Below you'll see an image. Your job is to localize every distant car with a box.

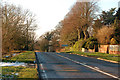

[12,53,16,56]
[5,56,10,58]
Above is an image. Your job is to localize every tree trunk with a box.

[77,28,81,41]
[83,30,87,40]
[83,30,89,40]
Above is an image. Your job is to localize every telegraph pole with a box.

[26,20,29,50]
[118,1,120,8]
[0,3,2,79]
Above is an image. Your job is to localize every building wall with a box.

[109,51,120,54]
[98,45,120,54]
[109,45,120,54]
[88,49,95,52]
[99,45,109,53]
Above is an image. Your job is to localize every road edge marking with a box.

[70,53,119,64]
[56,54,119,79]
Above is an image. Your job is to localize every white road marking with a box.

[94,67,100,70]
[40,64,48,79]
[56,54,119,79]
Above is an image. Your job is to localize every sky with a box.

[2,0,120,38]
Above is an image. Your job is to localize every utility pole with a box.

[0,4,2,79]
[118,1,120,8]
[49,41,52,52]
[26,20,29,50]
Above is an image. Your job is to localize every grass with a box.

[64,51,120,62]
[1,51,38,79]
[2,51,36,63]
[2,66,38,79]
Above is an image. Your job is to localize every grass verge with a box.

[2,51,36,63]
[64,51,120,62]
[2,66,38,79]
[2,51,38,79]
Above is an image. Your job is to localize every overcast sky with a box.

[2,0,120,38]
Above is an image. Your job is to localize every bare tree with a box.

[60,0,99,46]
[2,3,37,54]
[96,26,115,44]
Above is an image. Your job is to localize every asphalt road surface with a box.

[35,52,119,80]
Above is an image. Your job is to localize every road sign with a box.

[61,45,68,47]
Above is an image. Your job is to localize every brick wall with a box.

[98,45,109,53]
[99,45,120,54]
[109,45,120,54]
[109,51,120,54]
[88,49,95,52]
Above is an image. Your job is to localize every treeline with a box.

[36,1,120,52]
[1,3,37,54]
[35,25,61,52]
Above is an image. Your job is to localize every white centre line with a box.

[56,54,119,79]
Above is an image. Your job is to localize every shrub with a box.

[72,39,85,51]
[83,37,98,49]
[110,38,118,45]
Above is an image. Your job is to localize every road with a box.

[35,52,119,80]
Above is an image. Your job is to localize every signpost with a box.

[61,45,68,51]
[61,45,68,47]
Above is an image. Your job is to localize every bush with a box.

[83,37,98,49]
[72,39,85,51]
[110,38,118,44]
